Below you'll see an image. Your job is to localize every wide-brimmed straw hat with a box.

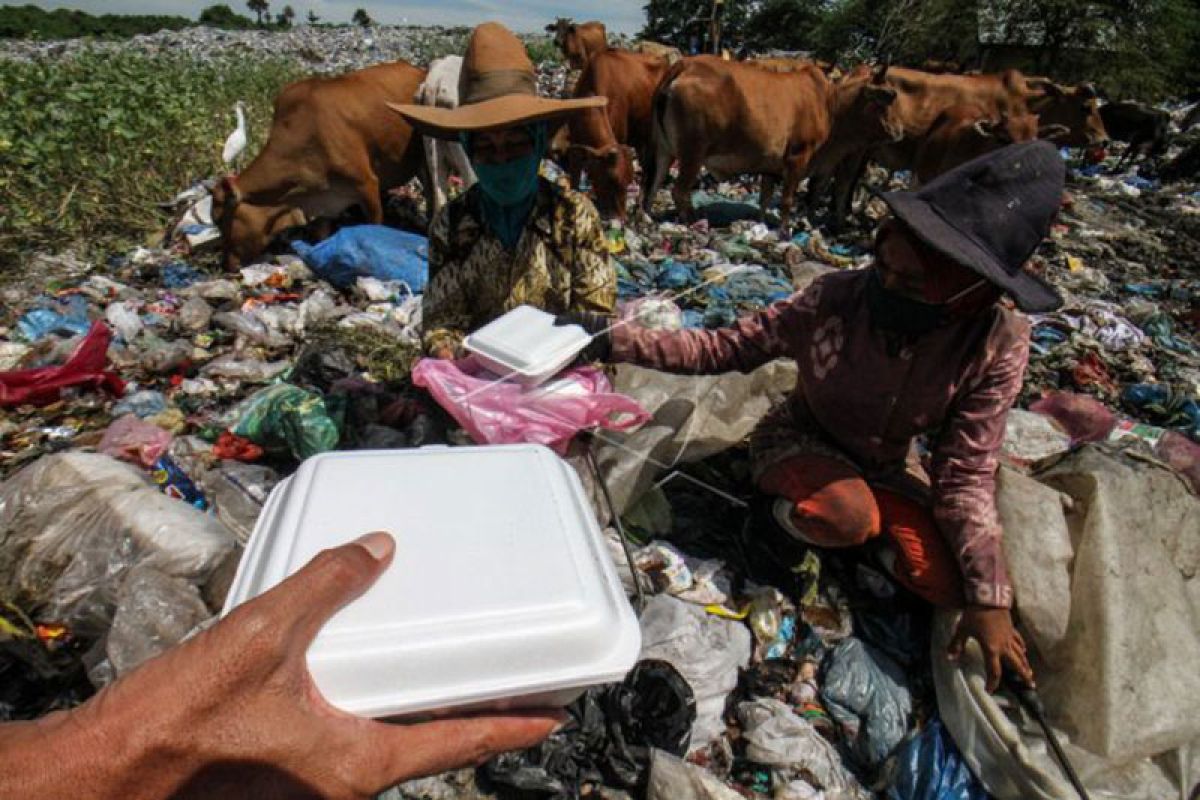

[389,22,605,140]
[878,140,1066,313]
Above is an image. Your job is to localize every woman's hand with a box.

[947,605,1035,693]
[1,532,562,800]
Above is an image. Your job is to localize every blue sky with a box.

[22,1,648,33]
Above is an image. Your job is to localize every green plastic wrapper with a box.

[227,383,339,460]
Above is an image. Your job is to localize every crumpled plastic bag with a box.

[293,225,429,292]
[412,357,650,456]
[886,717,988,800]
[0,452,234,641]
[647,748,744,800]
[226,383,340,461]
[639,594,751,753]
[1028,391,1117,444]
[737,697,870,799]
[0,322,125,408]
[820,637,913,771]
[98,414,173,467]
[104,564,211,678]
[1000,409,1071,469]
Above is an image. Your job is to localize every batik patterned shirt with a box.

[422,178,617,354]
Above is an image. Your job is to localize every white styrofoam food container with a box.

[222,445,640,719]
[463,305,592,386]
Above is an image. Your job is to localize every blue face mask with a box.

[462,125,547,249]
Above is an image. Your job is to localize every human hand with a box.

[555,311,615,362]
[11,532,562,800]
[947,605,1034,693]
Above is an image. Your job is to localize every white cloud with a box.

[22,0,646,33]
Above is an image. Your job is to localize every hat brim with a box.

[876,188,1063,313]
[388,94,607,140]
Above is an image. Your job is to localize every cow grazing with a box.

[646,56,898,231]
[1099,100,1171,169]
[565,49,671,220]
[1023,78,1107,148]
[914,105,1069,184]
[545,18,608,70]
[211,61,427,270]
[416,55,477,215]
[814,67,1106,227]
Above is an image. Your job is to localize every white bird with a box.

[222,101,248,166]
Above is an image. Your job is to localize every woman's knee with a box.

[759,456,881,547]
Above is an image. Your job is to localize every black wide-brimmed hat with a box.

[879,140,1066,313]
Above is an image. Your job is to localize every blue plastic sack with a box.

[887,718,988,800]
[655,260,700,292]
[293,225,429,292]
[821,637,912,771]
[17,295,92,342]
[162,262,204,289]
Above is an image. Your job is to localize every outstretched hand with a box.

[1,532,562,800]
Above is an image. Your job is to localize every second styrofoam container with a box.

[221,444,640,719]
[463,305,592,386]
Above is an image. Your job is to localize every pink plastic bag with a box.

[1029,390,1117,444]
[411,357,651,454]
[98,414,173,467]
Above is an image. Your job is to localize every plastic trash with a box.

[103,564,211,678]
[647,749,744,800]
[411,358,650,455]
[112,390,168,419]
[820,637,913,771]
[886,717,988,800]
[104,301,143,342]
[1154,430,1200,495]
[137,336,193,375]
[161,261,204,288]
[177,295,213,332]
[639,594,752,753]
[200,354,290,383]
[149,455,209,511]
[199,462,277,544]
[0,322,124,408]
[1000,409,1071,469]
[1028,391,1117,444]
[620,296,684,330]
[737,697,869,799]
[226,383,340,461]
[16,295,91,342]
[0,452,234,641]
[292,225,429,291]
[97,415,173,468]
[486,659,695,793]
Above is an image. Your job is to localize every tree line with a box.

[642,0,1200,99]
[0,3,379,39]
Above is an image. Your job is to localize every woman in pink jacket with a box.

[564,141,1066,693]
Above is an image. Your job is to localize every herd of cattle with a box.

[212,17,1187,270]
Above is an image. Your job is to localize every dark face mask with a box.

[865,267,949,336]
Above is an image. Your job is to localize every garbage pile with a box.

[1,101,1199,798]
[0,24,552,75]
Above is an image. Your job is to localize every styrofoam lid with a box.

[222,445,640,718]
[463,305,591,377]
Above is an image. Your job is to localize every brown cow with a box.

[564,49,671,220]
[646,56,898,231]
[211,61,427,270]
[749,56,837,76]
[914,105,1070,184]
[815,67,1106,227]
[632,40,682,64]
[545,18,608,70]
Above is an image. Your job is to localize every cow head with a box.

[545,17,587,69]
[972,111,1039,145]
[210,176,304,270]
[567,143,635,220]
[1026,78,1108,147]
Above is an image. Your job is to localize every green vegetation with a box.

[0,52,305,267]
[197,4,255,30]
[641,0,1200,99]
[0,4,191,39]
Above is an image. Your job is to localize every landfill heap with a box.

[2,85,1200,799]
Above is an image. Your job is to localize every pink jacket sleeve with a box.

[610,294,808,375]
[929,326,1030,608]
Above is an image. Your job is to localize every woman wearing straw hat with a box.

[564,142,1068,694]
[390,23,618,360]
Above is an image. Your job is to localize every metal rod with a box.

[584,438,646,614]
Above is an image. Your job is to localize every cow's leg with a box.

[779,157,809,237]
[830,154,866,232]
[759,175,777,221]
[671,157,702,223]
[424,137,448,215]
[806,170,830,218]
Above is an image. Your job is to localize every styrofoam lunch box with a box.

[463,305,592,386]
[221,444,640,719]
